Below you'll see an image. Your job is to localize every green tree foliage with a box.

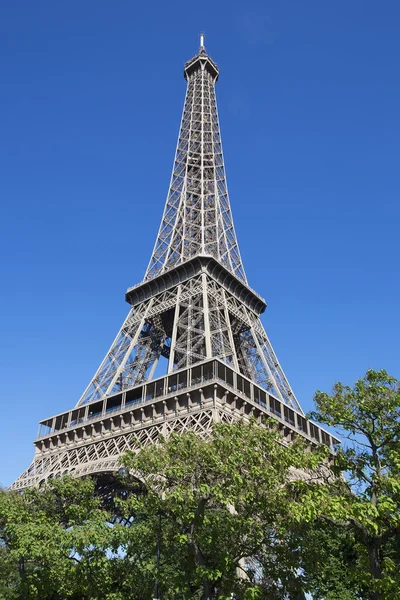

[0,422,328,600]
[0,477,125,599]
[286,519,366,599]
[301,369,400,600]
[1,369,399,600]
[119,420,327,599]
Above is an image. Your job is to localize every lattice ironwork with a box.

[12,409,217,490]
[12,37,308,490]
[145,44,246,283]
[76,273,302,412]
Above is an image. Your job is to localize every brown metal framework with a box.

[11,38,338,491]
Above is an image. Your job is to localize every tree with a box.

[120,420,327,600]
[286,518,366,599]
[302,369,400,600]
[2,422,328,599]
[0,477,125,599]
[6,376,398,600]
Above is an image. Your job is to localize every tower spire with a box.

[145,37,242,283]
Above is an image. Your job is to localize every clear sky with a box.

[1,1,399,487]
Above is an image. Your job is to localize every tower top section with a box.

[184,34,219,81]
[145,34,246,284]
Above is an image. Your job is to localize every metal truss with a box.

[145,44,246,283]
[12,410,218,490]
[12,38,306,490]
[77,273,302,413]
[11,359,339,489]
[76,40,302,413]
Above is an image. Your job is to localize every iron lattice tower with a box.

[12,37,337,490]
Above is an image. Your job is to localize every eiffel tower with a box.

[11,36,338,491]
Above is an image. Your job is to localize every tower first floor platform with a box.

[11,358,339,490]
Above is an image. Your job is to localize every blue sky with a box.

[1,1,399,487]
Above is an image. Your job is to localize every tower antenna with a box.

[199,32,205,50]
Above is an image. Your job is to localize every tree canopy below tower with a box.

[0,369,399,600]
